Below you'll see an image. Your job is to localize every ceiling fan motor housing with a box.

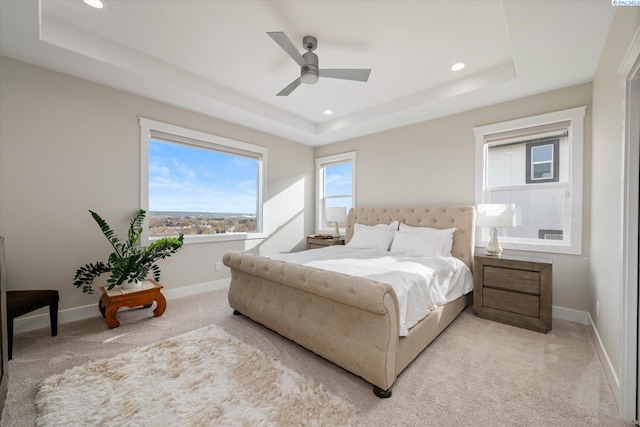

[301,51,319,84]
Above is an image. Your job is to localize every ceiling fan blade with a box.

[276,77,303,96]
[267,32,307,68]
[319,69,371,82]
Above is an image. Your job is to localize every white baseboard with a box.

[552,305,590,324]
[554,306,620,405]
[162,278,229,300]
[13,278,230,335]
[587,313,621,407]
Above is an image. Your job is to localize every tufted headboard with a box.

[345,206,476,271]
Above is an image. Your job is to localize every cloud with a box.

[149,163,171,175]
[325,173,351,185]
[172,158,197,180]
[235,180,257,196]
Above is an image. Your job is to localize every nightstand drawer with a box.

[483,266,539,294]
[308,242,329,249]
[483,288,540,317]
[306,237,345,250]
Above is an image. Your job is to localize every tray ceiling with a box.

[0,1,615,146]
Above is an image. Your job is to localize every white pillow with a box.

[399,223,453,234]
[346,221,398,251]
[390,226,456,257]
[354,221,399,232]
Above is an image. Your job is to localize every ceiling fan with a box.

[267,32,372,96]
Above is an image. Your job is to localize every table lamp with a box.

[326,207,347,239]
[476,204,516,256]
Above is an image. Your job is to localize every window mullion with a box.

[487,182,569,192]
[325,194,352,199]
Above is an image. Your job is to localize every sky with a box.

[148,139,258,214]
[324,163,353,210]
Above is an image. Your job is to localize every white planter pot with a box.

[121,280,143,291]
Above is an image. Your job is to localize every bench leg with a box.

[49,301,58,336]
[7,317,13,361]
[104,304,121,329]
[99,294,107,318]
[153,292,167,317]
[373,385,392,398]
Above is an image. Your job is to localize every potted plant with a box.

[73,209,184,294]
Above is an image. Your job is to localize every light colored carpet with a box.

[2,287,631,426]
[35,324,356,426]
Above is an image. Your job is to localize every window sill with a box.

[475,241,581,256]
[147,232,267,246]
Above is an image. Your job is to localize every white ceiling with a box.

[0,1,615,146]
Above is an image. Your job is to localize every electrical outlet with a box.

[596,301,600,317]
[215,261,221,271]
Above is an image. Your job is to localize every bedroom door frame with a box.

[622,49,640,423]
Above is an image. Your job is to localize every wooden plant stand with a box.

[98,280,166,329]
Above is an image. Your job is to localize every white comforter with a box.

[268,246,473,336]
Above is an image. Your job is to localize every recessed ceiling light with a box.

[324,109,333,115]
[451,62,465,71]
[83,0,104,9]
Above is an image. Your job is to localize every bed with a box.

[223,206,475,397]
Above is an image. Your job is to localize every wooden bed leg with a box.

[233,310,242,316]
[373,386,392,398]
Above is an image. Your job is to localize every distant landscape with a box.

[149,211,257,237]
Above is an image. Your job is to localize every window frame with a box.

[474,106,586,255]
[315,151,356,234]
[139,117,268,245]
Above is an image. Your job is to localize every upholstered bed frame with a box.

[223,206,475,397]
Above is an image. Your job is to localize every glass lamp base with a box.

[486,227,503,256]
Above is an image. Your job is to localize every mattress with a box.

[268,246,474,336]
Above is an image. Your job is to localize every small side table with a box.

[474,252,552,333]
[98,280,166,329]
[306,236,345,250]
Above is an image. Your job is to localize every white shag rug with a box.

[35,324,357,426]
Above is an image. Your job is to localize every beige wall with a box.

[0,56,314,312]
[590,9,640,380]
[315,83,593,313]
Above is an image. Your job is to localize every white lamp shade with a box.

[326,207,347,223]
[476,204,517,228]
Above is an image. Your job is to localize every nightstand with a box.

[473,252,552,333]
[306,236,345,250]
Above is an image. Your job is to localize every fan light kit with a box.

[267,32,372,96]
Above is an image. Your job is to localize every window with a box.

[526,140,559,183]
[139,118,267,244]
[475,106,586,254]
[315,152,356,233]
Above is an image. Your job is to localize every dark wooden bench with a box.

[7,290,59,360]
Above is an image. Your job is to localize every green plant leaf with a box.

[151,264,161,282]
[127,209,146,246]
[89,210,122,257]
[73,261,112,294]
